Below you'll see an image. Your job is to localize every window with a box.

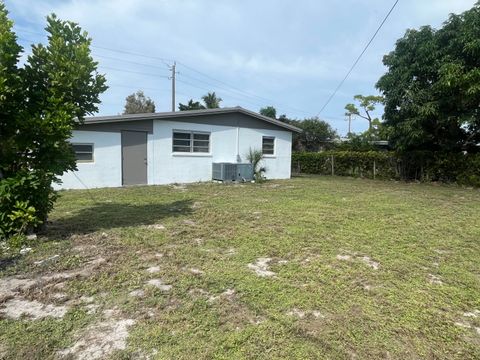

[262,136,275,155]
[173,131,210,153]
[72,143,93,162]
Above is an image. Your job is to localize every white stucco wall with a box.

[57,120,293,189]
[55,130,122,190]
[151,120,292,184]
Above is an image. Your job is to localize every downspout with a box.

[236,126,240,162]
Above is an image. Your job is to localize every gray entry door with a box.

[122,131,147,185]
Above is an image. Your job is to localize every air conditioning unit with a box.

[212,163,254,182]
[236,163,254,181]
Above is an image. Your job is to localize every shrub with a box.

[292,151,398,180]
[292,151,480,187]
[247,148,266,182]
[0,170,56,239]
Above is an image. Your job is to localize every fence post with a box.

[373,159,376,180]
[331,155,335,176]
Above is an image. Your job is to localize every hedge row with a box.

[292,151,480,186]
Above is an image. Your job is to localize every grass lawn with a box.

[0,176,479,359]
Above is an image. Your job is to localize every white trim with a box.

[172,153,212,157]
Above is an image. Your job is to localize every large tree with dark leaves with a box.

[376,3,480,153]
[0,2,107,238]
[279,115,337,151]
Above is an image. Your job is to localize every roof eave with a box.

[81,107,302,133]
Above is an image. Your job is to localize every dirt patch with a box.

[206,288,262,330]
[463,310,480,318]
[129,289,145,298]
[72,244,98,253]
[336,253,380,270]
[336,254,352,261]
[287,308,306,319]
[454,310,480,336]
[0,298,68,319]
[58,309,135,360]
[0,278,37,301]
[0,256,107,310]
[0,258,106,302]
[428,274,443,285]
[225,248,236,256]
[287,308,324,319]
[146,266,160,274]
[34,254,60,266]
[208,288,236,303]
[144,224,165,230]
[360,256,379,270]
[192,238,204,245]
[171,184,187,191]
[188,288,209,297]
[146,279,172,291]
[191,202,202,209]
[247,257,275,277]
[187,268,203,275]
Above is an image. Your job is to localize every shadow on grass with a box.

[47,199,194,236]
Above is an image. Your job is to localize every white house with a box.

[57,107,301,189]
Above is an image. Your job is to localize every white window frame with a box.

[172,130,211,154]
[262,136,275,156]
[72,143,94,163]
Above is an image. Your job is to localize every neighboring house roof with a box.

[82,106,302,133]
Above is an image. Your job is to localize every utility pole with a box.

[170,61,176,112]
[346,113,353,136]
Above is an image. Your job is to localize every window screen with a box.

[173,131,210,153]
[72,143,93,162]
[262,137,275,155]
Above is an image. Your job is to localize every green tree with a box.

[344,95,383,131]
[376,3,480,153]
[0,4,107,238]
[201,92,222,109]
[178,99,206,111]
[259,106,277,119]
[279,115,337,151]
[123,90,155,114]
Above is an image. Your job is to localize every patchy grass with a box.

[1,176,479,359]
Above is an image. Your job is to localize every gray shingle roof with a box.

[83,106,302,133]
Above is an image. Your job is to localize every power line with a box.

[93,53,170,71]
[177,61,310,115]
[177,73,265,106]
[14,28,311,117]
[99,66,169,78]
[316,0,400,116]
[15,33,284,112]
[14,27,175,65]
[176,78,272,109]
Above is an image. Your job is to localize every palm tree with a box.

[201,92,222,109]
[246,148,266,182]
[178,99,206,111]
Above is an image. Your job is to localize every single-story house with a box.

[57,107,301,189]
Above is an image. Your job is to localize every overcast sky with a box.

[5,0,477,134]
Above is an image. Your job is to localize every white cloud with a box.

[5,0,479,133]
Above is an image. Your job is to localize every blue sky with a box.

[4,0,477,135]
